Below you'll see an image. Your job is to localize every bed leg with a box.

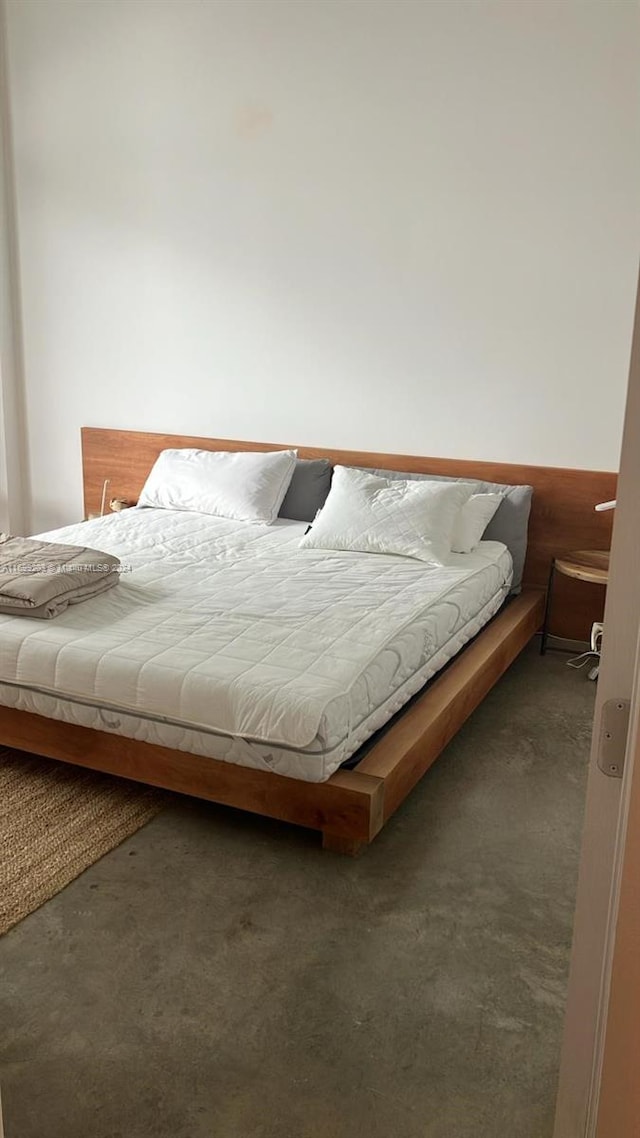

[321,832,365,856]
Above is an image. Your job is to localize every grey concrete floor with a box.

[0,643,595,1138]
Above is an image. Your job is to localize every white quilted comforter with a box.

[0,508,513,782]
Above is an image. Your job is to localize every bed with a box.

[0,429,616,853]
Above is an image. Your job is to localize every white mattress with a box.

[0,508,513,783]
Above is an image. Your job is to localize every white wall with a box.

[4,0,639,531]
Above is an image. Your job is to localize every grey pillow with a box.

[279,458,333,523]
[358,467,532,591]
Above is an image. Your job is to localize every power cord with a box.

[567,622,603,681]
[566,652,600,681]
[567,650,599,671]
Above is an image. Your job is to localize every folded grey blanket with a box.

[0,536,121,619]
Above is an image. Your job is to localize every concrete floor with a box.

[0,643,595,1138]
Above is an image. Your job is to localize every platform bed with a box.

[0,429,615,853]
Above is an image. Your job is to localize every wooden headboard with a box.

[81,427,616,642]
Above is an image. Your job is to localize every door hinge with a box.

[597,699,631,778]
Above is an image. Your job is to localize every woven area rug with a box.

[0,748,165,935]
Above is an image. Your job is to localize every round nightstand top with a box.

[554,549,610,585]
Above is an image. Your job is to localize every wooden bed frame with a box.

[0,429,616,854]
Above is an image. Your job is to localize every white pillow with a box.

[299,466,472,564]
[451,493,503,554]
[138,448,297,524]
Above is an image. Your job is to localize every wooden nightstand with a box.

[540,550,610,655]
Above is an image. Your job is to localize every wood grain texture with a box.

[554,550,610,585]
[358,589,545,819]
[0,707,385,843]
[82,427,616,640]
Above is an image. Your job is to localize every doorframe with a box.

[587,628,640,1134]
[554,268,640,1137]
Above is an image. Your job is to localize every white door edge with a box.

[585,624,640,1136]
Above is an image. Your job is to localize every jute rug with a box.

[0,748,165,935]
